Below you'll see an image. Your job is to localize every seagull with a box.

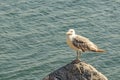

[66,29,105,60]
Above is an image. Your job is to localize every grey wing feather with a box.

[72,35,90,52]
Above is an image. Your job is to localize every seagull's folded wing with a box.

[72,35,90,52]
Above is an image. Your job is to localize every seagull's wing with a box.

[72,35,97,52]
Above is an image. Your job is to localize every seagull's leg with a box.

[78,50,82,60]
[76,50,79,60]
[76,51,79,60]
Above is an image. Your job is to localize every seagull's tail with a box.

[96,49,105,53]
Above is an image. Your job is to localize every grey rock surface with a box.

[43,59,108,80]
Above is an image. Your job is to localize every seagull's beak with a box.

[66,31,72,35]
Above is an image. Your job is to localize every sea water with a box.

[0,0,120,80]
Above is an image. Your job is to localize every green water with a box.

[0,0,120,80]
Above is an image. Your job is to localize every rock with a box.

[43,59,108,80]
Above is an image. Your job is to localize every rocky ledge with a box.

[43,59,108,80]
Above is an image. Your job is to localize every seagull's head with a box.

[66,29,75,36]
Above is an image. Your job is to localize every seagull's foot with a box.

[72,59,81,64]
